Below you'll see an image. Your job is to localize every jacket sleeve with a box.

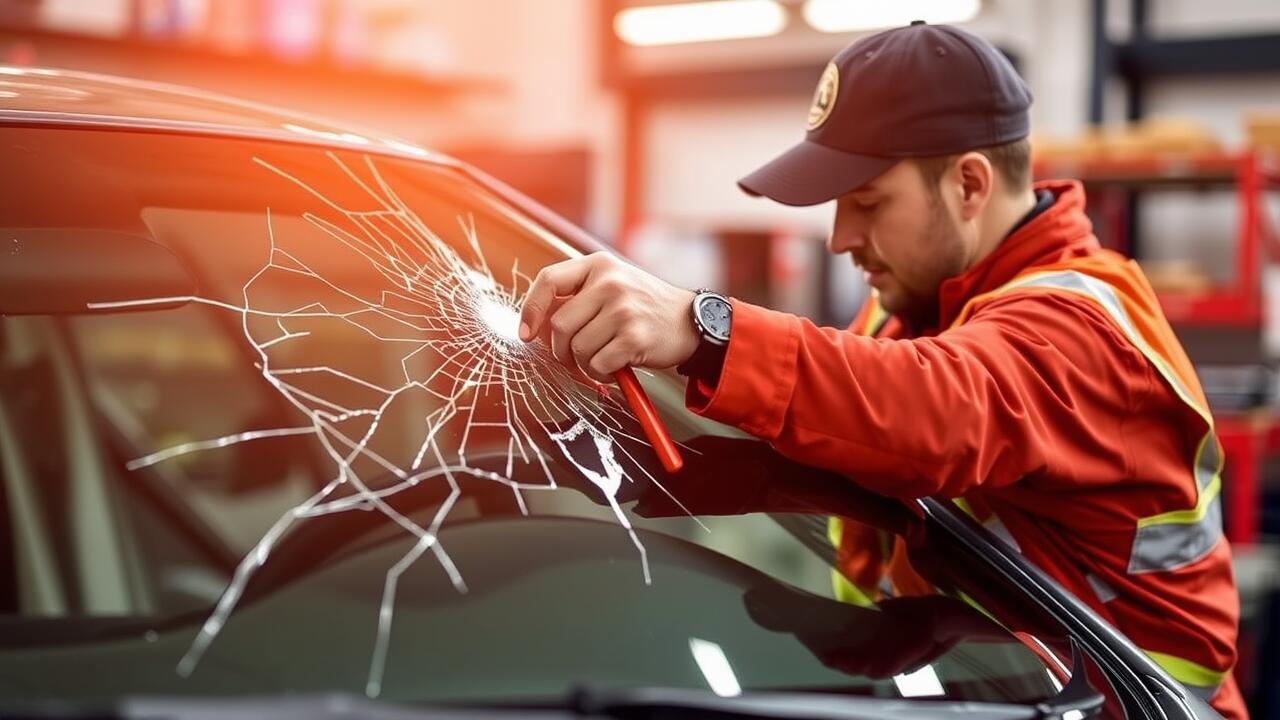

[685,293,1155,499]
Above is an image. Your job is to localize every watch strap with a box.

[676,339,728,382]
[678,289,730,382]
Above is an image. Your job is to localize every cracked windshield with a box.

[0,128,1063,706]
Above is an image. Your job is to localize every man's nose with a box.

[827,228,868,255]
[829,204,869,254]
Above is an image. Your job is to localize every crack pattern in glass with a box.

[88,152,697,697]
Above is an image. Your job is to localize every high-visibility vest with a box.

[829,252,1229,699]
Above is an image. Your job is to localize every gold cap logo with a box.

[807,62,839,130]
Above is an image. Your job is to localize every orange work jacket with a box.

[687,180,1243,719]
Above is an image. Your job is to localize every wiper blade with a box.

[2,650,1103,720]
[571,688,1041,720]
[569,641,1103,720]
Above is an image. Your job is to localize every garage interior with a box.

[1,0,1279,717]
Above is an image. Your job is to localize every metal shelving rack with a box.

[1087,0,1280,273]
[1089,0,1280,128]
[1035,150,1280,329]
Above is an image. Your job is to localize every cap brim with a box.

[738,140,897,207]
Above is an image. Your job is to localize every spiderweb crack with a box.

[91,152,701,697]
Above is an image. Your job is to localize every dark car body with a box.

[0,66,1218,720]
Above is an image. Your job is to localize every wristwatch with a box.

[677,289,732,379]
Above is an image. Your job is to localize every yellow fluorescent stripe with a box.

[1137,476,1221,528]
[827,516,878,607]
[1134,429,1222,527]
[952,496,976,518]
[1145,350,1212,426]
[954,590,1001,624]
[959,270,1229,569]
[831,570,876,607]
[964,271,1225,521]
[1144,650,1228,688]
[863,301,888,336]
[1193,431,1226,493]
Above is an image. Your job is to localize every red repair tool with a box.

[614,367,683,473]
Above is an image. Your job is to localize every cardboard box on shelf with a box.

[1246,113,1280,150]
[1033,118,1220,163]
[1139,259,1215,295]
[1112,118,1220,156]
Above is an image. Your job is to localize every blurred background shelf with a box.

[1036,149,1280,188]
[1037,148,1280,330]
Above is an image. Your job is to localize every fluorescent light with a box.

[689,638,742,697]
[803,0,980,33]
[892,664,945,698]
[615,1,787,46]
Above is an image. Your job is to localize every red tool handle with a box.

[614,367,683,473]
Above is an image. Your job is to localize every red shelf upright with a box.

[1035,149,1280,328]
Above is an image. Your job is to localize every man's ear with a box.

[955,152,994,222]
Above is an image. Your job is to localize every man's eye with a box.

[845,197,878,212]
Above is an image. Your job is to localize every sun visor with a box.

[0,229,196,315]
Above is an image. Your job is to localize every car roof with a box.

[0,65,603,256]
[0,65,455,164]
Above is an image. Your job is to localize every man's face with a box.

[827,160,972,325]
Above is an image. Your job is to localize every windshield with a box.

[0,127,1068,708]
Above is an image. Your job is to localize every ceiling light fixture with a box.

[614,0,787,47]
[803,0,981,33]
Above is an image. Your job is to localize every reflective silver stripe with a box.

[1131,430,1225,573]
[1129,484,1223,574]
[878,574,895,597]
[953,497,1024,554]
[990,270,1225,574]
[1085,572,1118,604]
[1196,430,1221,492]
[997,271,1207,422]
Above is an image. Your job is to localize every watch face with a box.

[697,296,732,341]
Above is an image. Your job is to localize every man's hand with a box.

[744,587,1003,680]
[518,252,699,383]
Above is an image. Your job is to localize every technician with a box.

[518,22,1243,717]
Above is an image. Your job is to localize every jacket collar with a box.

[930,179,1098,331]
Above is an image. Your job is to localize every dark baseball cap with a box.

[739,21,1032,207]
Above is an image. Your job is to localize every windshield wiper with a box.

[569,691,1045,720]
[4,647,1103,720]
[565,640,1103,720]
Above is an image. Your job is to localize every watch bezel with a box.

[692,290,732,345]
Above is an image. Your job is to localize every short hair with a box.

[913,138,1032,196]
